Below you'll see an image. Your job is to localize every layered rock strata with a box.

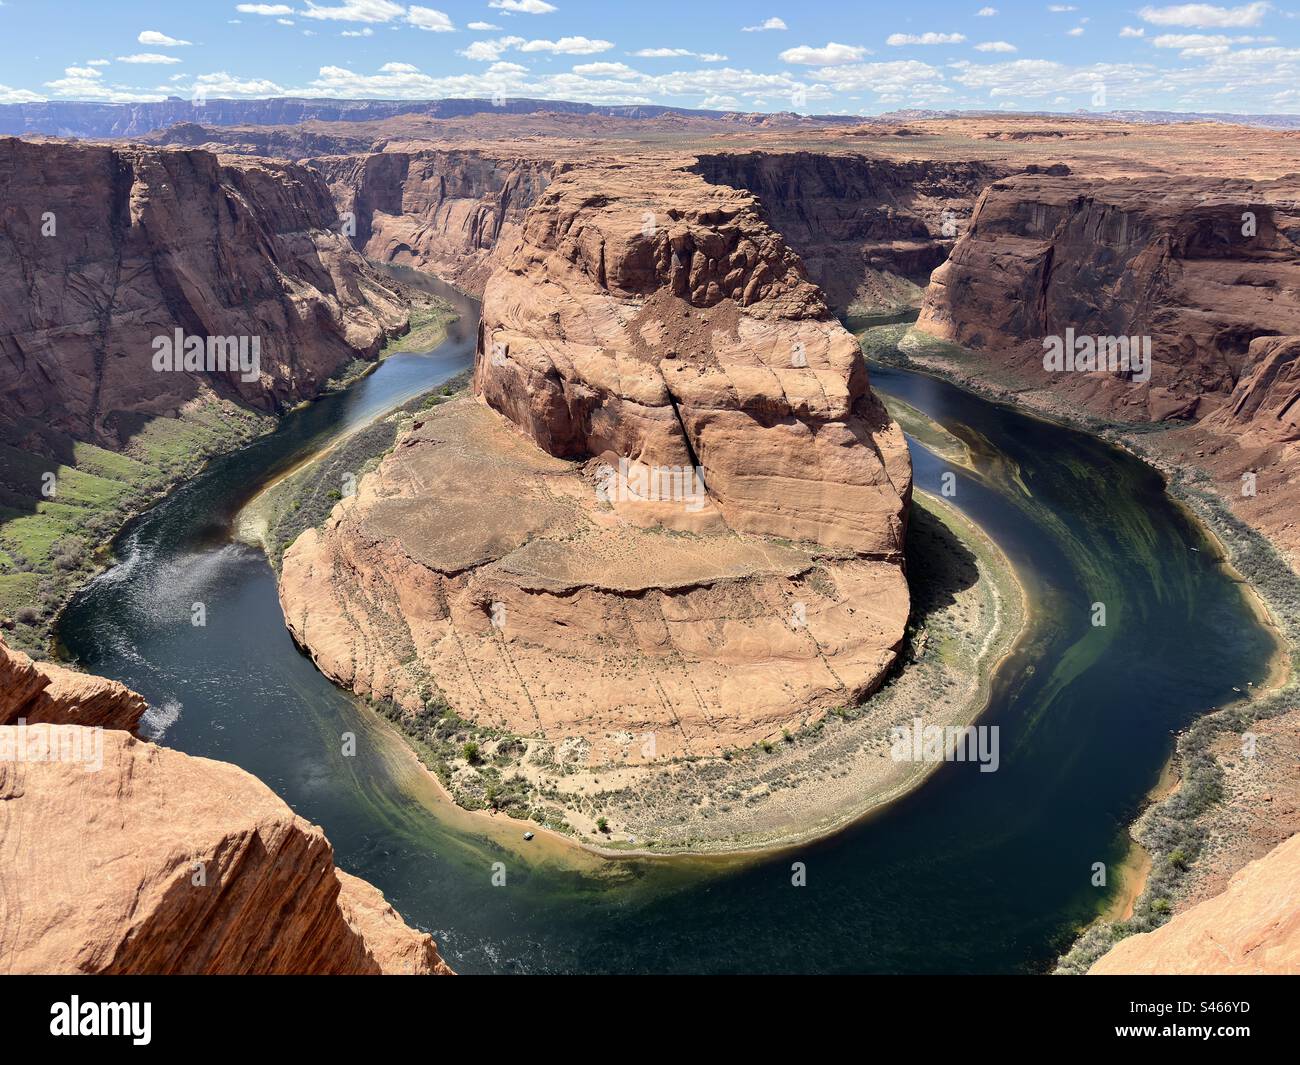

[917,173,1300,424]
[0,725,451,975]
[0,633,146,732]
[0,638,448,975]
[313,149,559,292]
[0,138,409,448]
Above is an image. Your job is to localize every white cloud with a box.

[780,42,870,64]
[572,61,637,75]
[975,40,1017,51]
[406,6,454,31]
[299,0,405,22]
[193,71,287,95]
[1151,31,1273,54]
[1067,26,1085,35]
[1047,4,1077,10]
[630,47,726,61]
[138,30,191,46]
[86,59,111,66]
[341,27,374,36]
[886,32,967,45]
[44,65,165,101]
[489,0,557,12]
[379,61,420,72]
[518,37,614,54]
[468,21,501,30]
[461,37,522,60]
[461,34,612,60]
[1138,3,1271,27]
[117,53,184,64]
[700,94,742,108]
[278,18,294,25]
[1120,26,1146,36]
[0,84,45,104]
[977,6,998,14]
[235,3,293,13]
[742,17,787,31]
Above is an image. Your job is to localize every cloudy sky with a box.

[3,1,1300,114]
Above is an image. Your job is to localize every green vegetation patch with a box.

[0,399,272,655]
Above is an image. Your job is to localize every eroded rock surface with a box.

[0,138,409,448]
[281,164,911,766]
[1090,832,1300,975]
[0,725,450,974]
[314,148,559,293]
[917,173,1300,423]
[0,634,145,732]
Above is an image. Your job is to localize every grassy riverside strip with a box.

[0,289,453,659]
[0,398,274,656]
[864,323,1300,971]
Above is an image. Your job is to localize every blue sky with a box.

[3,1,1300,114]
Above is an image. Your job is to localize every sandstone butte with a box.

[0,637,450,975]
[279,162,913,763]
[1090,831,1300,975]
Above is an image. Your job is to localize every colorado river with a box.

[57,283,1280,973]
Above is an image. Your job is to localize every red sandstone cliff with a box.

[0,137,409,449]
[313,148,559,293]
[0,633,145,732]
[916,172,1300,423]
[692,152,1005,311]
[279,162,910,769]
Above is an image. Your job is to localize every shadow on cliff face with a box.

[903,501,981,628]
[689,151,1003,312]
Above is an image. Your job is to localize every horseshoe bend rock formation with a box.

[280,164,911,764]
[0,641,448,975]
[1089,831,1300,975]
[0,137,409,449]
[916,172,1300,423]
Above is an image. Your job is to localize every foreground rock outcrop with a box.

[0,638,448,975]
[0,137,409,448]
[0,634,145,732]
[280,163,911,773]
[0,725,450,974]
[1090,832,1300,974]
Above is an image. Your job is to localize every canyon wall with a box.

[0,137,409,449]
[693,151,1005,312]
[280,162,911,770]
[0,639,449,975]
[916,172,1300,423]
[1090,831,1300,974]
[312,149,560,293]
